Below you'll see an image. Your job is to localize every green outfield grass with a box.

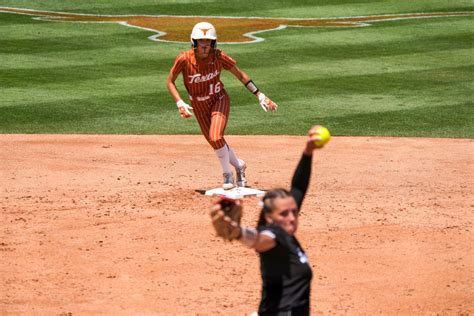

[0,0,473,137]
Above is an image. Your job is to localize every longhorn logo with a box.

[199,28,212,36]
[0,7,472,44]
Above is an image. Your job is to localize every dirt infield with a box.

[1,135,472,315]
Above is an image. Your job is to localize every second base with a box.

[205,187,265,199]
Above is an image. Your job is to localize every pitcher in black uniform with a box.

[210,125,323,315]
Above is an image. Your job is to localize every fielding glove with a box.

[210,198,243,241]
[258,93,278,112]
[176,100,193,118]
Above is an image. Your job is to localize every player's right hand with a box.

[305,125,322,154]
[176,100,193,118]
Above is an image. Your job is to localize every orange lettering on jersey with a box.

[1,7,472,43]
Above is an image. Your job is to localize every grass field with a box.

[0,1,473,137]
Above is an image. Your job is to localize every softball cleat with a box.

[235,159,247,187]
[222,172,235,190]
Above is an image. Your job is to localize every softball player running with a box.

[167,22,278,189]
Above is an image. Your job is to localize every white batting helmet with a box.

[190,22,217,48]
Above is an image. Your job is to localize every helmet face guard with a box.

[191,22,217,49]
[192,39,216,49]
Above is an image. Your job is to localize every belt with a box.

[189,95,210,102]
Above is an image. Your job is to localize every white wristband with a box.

[239,227,257,248]
[245,80,259,95]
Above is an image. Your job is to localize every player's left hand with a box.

[257,93,278,112]
[210,198,242,241]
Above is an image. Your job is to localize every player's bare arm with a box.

[166,71,181,102]
[167,71,193,118]
[228,65,279,112]
[228,65,251,84]
[239,227,277,252]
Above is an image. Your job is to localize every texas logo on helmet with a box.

[190,22,217,48]
[191,22,217,40]
[200,28,211,36]
[0,7,472,44]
